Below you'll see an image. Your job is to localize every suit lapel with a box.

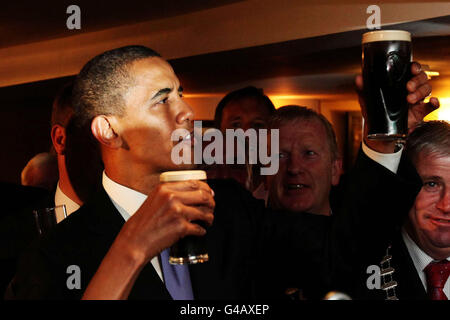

[391,236,428,300]
[129,262,172,300]
[84,187,172,300]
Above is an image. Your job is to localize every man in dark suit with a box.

[9,45,433,300]
[344,121,449,300]
[1,82,103,299]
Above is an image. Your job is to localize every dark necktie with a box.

[424,260,450,300]
[160,248,194,300]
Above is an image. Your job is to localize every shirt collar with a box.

[54,181,80,222]
[102,171,147,221]
[362,140,403,174]
[401,228,449,273]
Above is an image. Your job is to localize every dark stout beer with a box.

[160,170,209,265]
[362,30,412,141]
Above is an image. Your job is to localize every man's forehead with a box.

[129,57,178,84]
[279,119,330,149]
[280,118,326,137]
[417,152,450,173]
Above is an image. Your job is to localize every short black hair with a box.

[213,86,276,129]
[72,45,161,126]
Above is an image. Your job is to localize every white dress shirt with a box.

[402,228,450,297]
[102,171,164,282]
[54,181,80,223]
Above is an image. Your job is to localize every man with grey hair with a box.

[344,120,450,300]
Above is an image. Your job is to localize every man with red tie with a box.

[346,120,449,300]
[400,121,449,300]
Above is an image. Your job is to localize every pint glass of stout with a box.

[362,30,412,141]
[160,170,209,265]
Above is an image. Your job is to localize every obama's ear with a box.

[91,115,123,149]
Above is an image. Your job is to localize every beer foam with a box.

[160,170,207,182]
[362,30,411,43]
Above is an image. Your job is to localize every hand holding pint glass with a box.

[362,30,412,142]
[160,170,210,265]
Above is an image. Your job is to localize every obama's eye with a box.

[157,97,169,105]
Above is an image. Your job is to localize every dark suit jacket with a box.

[382,234,428,300]
[344,231,428,300]
[9,149,422,300]
[329,149,428,300]
[10,180,331,300]
[0,183,52,298]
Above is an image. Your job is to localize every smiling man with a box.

[344,120,450,300]
[266,106,341,216]
[400,121,450,299]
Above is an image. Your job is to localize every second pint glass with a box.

[362,30,412,141]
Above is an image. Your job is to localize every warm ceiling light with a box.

[424,97,450,121]
[421,64,440,79]
[424,71,440,79]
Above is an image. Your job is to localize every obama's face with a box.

[111,57,195,173]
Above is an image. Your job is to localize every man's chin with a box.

[282,201,310,214]
[167,163,198,171]
[427,233,450,250]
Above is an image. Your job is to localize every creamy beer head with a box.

[160,170,207,182]
[363,30,411,44]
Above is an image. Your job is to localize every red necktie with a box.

[424,260,450,300]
